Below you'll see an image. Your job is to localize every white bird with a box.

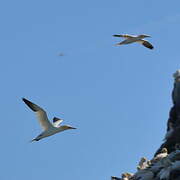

[138,157,151,170]
[152,148,168,163]
[113,34,154,49]
[22,98,76,142]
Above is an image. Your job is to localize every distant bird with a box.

[22,98,76,142]
[58,53,64,57]
[138,157,151,170]
[121,173,133,180]
[113,34,154,49]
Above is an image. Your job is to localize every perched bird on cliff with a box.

[138,157,151,170]
[113,34,154,49]
[152,148,168,163]
[22,98,76,142]
[121,173,133,180]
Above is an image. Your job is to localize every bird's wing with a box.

[114,38,131,46]
[22,98,53,130]
[53,117,63,127]
[137,40,154,49]
[113,34,133,38]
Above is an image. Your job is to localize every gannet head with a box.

[161,148,168,153]
[138,34,151,38]
[141,157,147,162]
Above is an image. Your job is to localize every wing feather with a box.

[137,40,154,49]
[113,34,134,38]
[22,98,53,130]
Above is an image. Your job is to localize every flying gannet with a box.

[113,34,154,49]
[22,98,76,142]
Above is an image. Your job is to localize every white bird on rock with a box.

[113,34,154,49]
[22,98,76,142]
[152,148,168,163]
[138,157,151,170]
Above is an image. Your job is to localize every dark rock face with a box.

[169,170,180,180]
[155,76,180,156]
[112,71,180,180]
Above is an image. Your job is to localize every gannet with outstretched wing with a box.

[113,34,154,49]
[22,98,76,142]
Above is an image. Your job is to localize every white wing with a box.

[22,98,53,130]
[53,117,63,127]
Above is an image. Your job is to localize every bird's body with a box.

[152,148,168,163]
[22,98,76,142]
[113,34,154,49]
[31,126,66,142]
[138,157,151,170]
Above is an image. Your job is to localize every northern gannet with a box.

[22,98,76,142]
[152,148,168,163]
[121,173,133,180]
[113,34,154,49]
[138,157,151,170]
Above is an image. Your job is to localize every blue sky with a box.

[1,0,180,179]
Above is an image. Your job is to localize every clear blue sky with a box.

[1,0,180,179]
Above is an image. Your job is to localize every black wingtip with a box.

[22,97,26,102]
[22,98,37,112]
[22,98,30,104]
[113,34,119,37]
[148,45,154,50]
